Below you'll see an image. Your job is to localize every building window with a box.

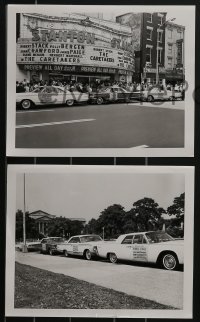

[168,29,173,39]
[158,48,162,64]
[168,44,172,55]
[168,57,173,69]
[146,13,152,23]
[146,46,152,63]
[157,31,163,43]
[158,14,163,25]
[147,28,152,40]
[177,30,182,39]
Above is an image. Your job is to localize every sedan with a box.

[140,87,183,102]
[89,86,140,105]
[96,231,183,270]
[57,234,104,260]
[16,86,89,109]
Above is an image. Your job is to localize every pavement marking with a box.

[17,109,55,113]
[129,145,149,149]
[16,118,96,129]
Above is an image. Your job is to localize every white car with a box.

[140,87,182,102]
[57,234,104,260]
[96,231,184,270]
[16,86,89,109]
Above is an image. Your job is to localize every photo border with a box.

[6,4,195,157]
[5,164,194,318]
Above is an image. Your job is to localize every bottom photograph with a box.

[5,165,194,318]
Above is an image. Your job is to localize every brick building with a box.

[116,12,167,84]
[165,22,185,84]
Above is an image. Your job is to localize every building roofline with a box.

[166,21,185,29]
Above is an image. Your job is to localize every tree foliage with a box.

[16,210,39,241]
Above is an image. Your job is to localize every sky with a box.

[16,172,184,222]
[28,5,194,28]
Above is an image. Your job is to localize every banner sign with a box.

[22,64,133,75]
[17,40,135,72]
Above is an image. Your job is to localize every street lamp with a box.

[156,17,176,85]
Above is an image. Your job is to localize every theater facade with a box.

[16,13,135,85]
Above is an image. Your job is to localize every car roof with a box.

[69,234,100,238]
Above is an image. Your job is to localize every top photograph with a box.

[6,5,195,157]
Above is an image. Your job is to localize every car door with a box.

[66,237,81,255]
[38,86,59,105]
[131,234,148,262]
[116,235,134,260]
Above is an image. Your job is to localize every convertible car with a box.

[16,86,89,109]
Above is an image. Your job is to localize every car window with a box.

[145,231,174,243]
[68,237,80,243]
[43,87,58,94]
[41,239,47,244]
[133,234,146,244]
[121,235,134,244]
[80,235,102,243]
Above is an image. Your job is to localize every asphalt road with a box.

[16,101,184,149]
[16,251,183,309]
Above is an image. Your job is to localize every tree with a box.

[86,218,98,234]
[47,217,84,238]
[16,209,39,241]
[121,209,138,233]
[96,204,125,238]
[131,198,166,232]
[167,193,185,237]
[167,193,185,225]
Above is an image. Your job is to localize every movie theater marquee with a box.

[17,28,135,71]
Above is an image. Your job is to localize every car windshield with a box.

[145,232,174,243]
[49,237,65,242]
[80,235,102,243]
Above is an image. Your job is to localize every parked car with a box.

[96,231,184,270]
[40,237,66,255]
[89,86,140,105]
[57,234,104,260]
[16,86,89,109]
[15,241,42,252]
[139,87,183,102]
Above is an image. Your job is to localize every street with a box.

[16,101,184,149]
[16,251,183,309]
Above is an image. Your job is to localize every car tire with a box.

[109,252,118,264]
[147,95,154,102]
[66,99,74,106]
[84,249,92,260]
[161,252,179,270]
[21,99,33,110]
[96,97,104,105]
[64,250,69,257]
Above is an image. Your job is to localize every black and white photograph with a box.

[6,165,194,318]
[6,5,195,157]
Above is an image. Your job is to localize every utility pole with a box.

[22,173,28,252]
[102,227,105,240]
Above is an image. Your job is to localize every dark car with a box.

[40,237,66,255]
[89,86,140,105]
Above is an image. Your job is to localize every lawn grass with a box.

[15,262,175,309]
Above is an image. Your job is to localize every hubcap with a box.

[163,254,176,270]
[86,250,91,260]
[22,100,31,109]
[67,100,73,106]
[110,253,117,263]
